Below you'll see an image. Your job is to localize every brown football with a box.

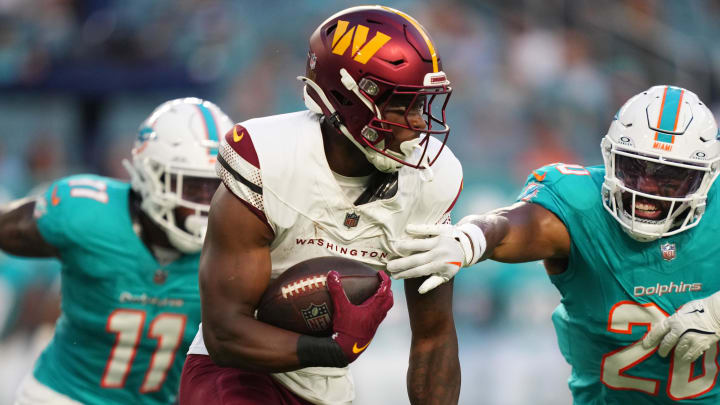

[255,257,381,336]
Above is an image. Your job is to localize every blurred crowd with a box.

[1,0,719,403]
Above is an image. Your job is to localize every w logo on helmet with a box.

[331,20,391,64]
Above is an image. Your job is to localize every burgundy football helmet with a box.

[299,5,452,173]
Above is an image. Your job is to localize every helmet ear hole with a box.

[374,90,393,107]
[331,90,353,106]
[150,161,163,173]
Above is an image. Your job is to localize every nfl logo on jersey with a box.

[660,243,676,261]
[153,269,168,284]
[301,303,331,332]
[344,212,360,228]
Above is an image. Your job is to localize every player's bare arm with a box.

[481,201,571,263]
[405,278,460,405]
[0,198,57,257]
[199,185,303,372]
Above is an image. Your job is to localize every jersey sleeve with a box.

[34,178,76,249]
[216,124,272,230]
[35,175,118,249]
[516,163,594,226]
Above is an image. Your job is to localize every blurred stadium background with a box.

[1,0,719,403]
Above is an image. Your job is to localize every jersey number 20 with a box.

[101,309,187,393]
[601,301,719,400]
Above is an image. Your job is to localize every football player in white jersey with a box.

[179,5,464,405]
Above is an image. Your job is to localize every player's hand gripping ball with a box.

[256,257,384,336]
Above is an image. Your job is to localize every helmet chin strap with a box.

[363,144,403,173]
[167,230,203,253]
[298,75,422,174]
[184,214,208,238]
[170,214,207,253]
[366,137,428,175]
[163,210,207,253]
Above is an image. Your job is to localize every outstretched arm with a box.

[0,198,58,257]
[480,201,570,263]
[387,202,570,293]
[405,278,460,404]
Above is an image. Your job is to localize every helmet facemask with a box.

[128,157,220,253]
[360,76,451,169]
[602,139,720,241]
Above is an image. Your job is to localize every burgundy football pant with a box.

[179,354,313,405]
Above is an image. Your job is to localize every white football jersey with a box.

[189,110,463,404]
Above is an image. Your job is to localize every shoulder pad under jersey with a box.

[35,175,129,249]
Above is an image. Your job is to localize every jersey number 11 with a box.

[101,309,187,393]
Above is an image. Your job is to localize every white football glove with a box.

[642,292,720,363]
[387,222,486,294]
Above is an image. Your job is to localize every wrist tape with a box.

[457,222,486,266]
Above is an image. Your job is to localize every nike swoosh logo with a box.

[687,308,705,314]
[51,186,61,206]
[447,261,462,267]
[233,127,244,142]
[532,171,547,182]
[352,341,371,354]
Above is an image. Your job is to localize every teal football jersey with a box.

[33,175,201,404]
[518,163,720,405]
